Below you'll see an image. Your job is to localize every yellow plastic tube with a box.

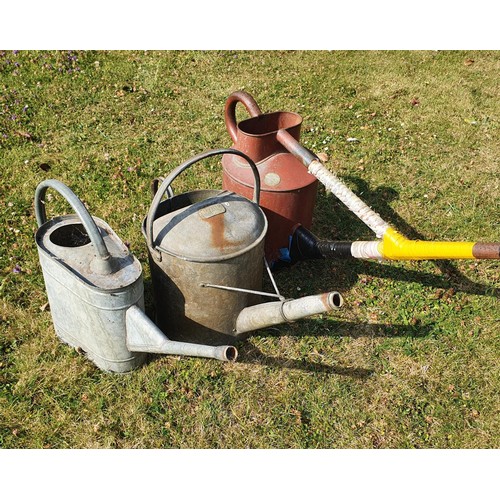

[379,227,499,260]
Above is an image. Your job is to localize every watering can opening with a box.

[330,292,343,308]
[238,111,302,137]
[223,346,238,362]
[49,223,91,247]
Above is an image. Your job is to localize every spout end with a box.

[221,345,238,362]
[327,292,343,309]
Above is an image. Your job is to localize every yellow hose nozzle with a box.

[379,227,500,260]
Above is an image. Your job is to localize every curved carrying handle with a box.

[146,148,261,252]
[35,179,115,274]
[225,90,262,143]
[150,177,174,199]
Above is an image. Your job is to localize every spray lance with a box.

[223,90,499,266]
[278,129,500,263]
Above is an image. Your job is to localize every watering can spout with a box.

[235,291,343,335]
[126,305,237,362]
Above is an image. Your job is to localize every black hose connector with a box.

[288,225,354,264]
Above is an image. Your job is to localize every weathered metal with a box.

[35,179,238,373]
[125,305,237,361]
[235,292,343,334]
[35,179,147,372]
[144,149,266,346]
[144,148,343,346]
[222,91,319,264]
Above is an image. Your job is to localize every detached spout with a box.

[235,292,343,335]
[126,305,237,362]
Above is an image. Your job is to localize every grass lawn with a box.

[0,50,498,448]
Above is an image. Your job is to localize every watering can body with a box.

[221,92,318,264]
[144,151,268,346]
[145,191,266,346]
[35,181,147,373]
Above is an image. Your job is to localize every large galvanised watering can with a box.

[35,180,238,373]
[222,91,500,266]
[144,149,343,347]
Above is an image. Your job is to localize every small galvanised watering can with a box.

[143,148,343,347]
[35,179,238,373]
[222,91,500,266]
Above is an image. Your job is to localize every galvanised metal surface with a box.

[126,304,237,362]
[144,149,267,346]
[221,91,318,264]
[35,179,146,373]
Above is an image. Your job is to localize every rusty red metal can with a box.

[221,91,318,265]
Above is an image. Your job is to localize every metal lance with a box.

[223,91,500,265]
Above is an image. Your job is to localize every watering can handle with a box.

[34,179,112,264]
[225,90,262,143]
[146,148,261,252]
[150,177,174,199]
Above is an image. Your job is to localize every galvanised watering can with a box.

[222,91,500,266]
[144,149,343,347]
[35,180,237,373]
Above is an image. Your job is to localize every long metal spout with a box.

[126,305,238,362]
[235,291,343,335]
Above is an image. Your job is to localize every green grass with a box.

[0,50,498,448]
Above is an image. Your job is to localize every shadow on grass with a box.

[349,260,498,298]
[139,311,433,378]
[237,343,374,379]
[231,319,433,376]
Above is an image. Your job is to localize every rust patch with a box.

[472,243,500,259]
[320,292,333,311]
[321,292,342,310]
[204,213,240,251]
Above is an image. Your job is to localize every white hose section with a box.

[308,160,390,238]
[351,241,383,259]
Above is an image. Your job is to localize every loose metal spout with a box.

[126,305,238,362]
[235,291,343,335]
